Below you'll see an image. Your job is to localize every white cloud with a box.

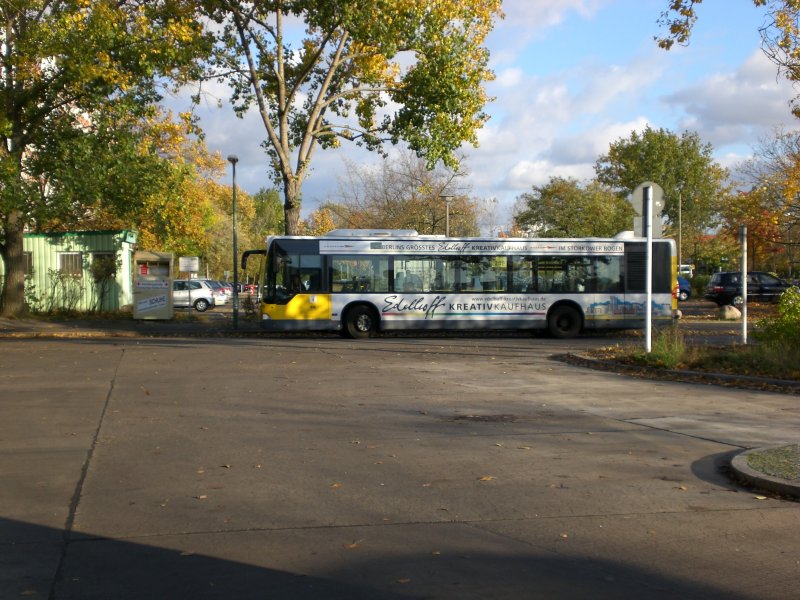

[505,159,592,189]
[491,0,610,64]
[459,46,665,204]
[572,56,665,115]
[495,67,524,88]
[547,117,651,166]
[664,50,795,148]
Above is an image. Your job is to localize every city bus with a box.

[255,229,677,338]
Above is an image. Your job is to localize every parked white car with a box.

[205,280,230,305]
[172,279,216,312]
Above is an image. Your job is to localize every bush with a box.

[691,274,710,296]
[755,286,800,350]
[631,326,686,369]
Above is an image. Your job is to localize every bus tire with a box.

[547,304,582,338]
[344,305,378,339]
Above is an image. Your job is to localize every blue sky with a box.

[188,1,796,230]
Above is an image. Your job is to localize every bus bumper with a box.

[260,317,340,332]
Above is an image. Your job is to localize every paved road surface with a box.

[1,333,798,599]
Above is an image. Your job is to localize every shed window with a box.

[59,252,83,277]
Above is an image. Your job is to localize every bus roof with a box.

[264,230,668,244]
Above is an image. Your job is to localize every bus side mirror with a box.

[241,249,266,269]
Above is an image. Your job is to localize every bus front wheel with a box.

[344,305,378,339]
[547,305,582,338]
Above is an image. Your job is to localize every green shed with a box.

[9,230,138,312]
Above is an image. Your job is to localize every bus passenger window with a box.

[395,258,432,292]
[331,256,389,293]
[511,257,535,292]
[594,257,622,293]
[402,270,423,292]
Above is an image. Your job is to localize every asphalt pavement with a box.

[1,311,799,599]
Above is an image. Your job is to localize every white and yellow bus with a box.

[254,229,677,338]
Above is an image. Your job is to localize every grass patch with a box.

[598,327,800,381]
[746,445,800,480]
[629,327,686,369]
[686,342,800,380]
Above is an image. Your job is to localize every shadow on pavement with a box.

[2,517,757,600]
[690,449,747,490]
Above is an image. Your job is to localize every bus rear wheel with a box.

[547,305,582,338]
[344,305,378,339]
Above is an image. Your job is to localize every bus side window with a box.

[511,257,535,292]
[403,270,423,292]
[331,256,389,293]
[594,257,622,293]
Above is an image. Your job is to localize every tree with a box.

[658,1,800,116]
[0,1,209,316]
[203,0,502,234]
[202,181,257,279]
[35,106,236,271]
[734,129,800,274]
[686,232,739,274]
[513,177,634,237]
[720,189,785,271]
[328,150,480,236]
[301,207,337,236]
[594,127,728,258]
[248,188,285,241]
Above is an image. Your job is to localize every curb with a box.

[0,317,265,339]
[730,447,800,500]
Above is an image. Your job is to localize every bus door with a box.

[265,244,330,321]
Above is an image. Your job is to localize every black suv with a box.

[704,271,791,307]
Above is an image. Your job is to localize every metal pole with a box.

[228,155,239,330]
[678,191,682,269]
[740,224,747,345]
[645,185,653,353]
[440,195,454,237]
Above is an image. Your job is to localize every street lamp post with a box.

[440,195,454,236]
[227,154,239,330]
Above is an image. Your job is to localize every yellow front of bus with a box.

[262,293,334,330]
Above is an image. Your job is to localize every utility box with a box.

[133,251,174,319]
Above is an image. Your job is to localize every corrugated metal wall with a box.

[19,231,136,312]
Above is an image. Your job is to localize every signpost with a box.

[179,256,199,274]
[740,225,748,345]
[631,181,664,237]
[630,182,664,354]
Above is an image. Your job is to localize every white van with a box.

[678,264,694,277]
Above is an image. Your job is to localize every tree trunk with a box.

[1,210,26,317]
[283,177,302,235]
